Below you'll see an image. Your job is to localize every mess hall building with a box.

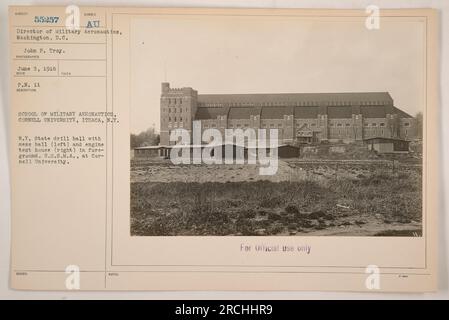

[159,82,416,146]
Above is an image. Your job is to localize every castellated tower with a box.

[160,82,197,145]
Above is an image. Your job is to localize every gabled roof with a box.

[297,124,313,132]
[360,106,388,118]
[393,106,413,118]
[228,107,261,119]
[261,106,294,119]
[294,106,319,119]
[195,106,229,120]
[328,106,353,119]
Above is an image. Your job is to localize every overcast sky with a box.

[130,15,425,134]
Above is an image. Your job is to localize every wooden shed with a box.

[245,144,300,159]
[364,137,410,153]
[133,146,164,158]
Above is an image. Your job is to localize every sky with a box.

[130,15,425,134]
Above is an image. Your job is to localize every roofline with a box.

[393,106,414,118]
[198,91,392,96]
[364,137,410,142]
[133,145,161,150]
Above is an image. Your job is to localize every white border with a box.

[0,0,447,299]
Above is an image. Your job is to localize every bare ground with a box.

[130,159,422,236]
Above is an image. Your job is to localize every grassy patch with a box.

[131,166,422,236]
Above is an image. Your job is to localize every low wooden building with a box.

[277,144,301,158]
[133,145,174,158]
[245,144,300,159]
[133,146,164,158]
[364,137,410,153]
[168,143,246,161]
[133,143,300,160]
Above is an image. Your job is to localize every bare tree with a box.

[415,112,423,139]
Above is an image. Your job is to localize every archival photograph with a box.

[129,15,424,237]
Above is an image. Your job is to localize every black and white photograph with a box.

[129,15,424,237]
[3,3,443,295]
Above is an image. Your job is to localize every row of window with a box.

[298,123,317,127]
[203,123,287,129]
[364,122,386,127]
[163,107,188,113]
[329,129,387,136]
[168,122,184,128]
[165,121,410,129]
[197,123,388,128]
[164,98,183,105]
[196,102,391,108]
[165,116,189,122]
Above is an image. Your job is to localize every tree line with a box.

[130,127,160,148]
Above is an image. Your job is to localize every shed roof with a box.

[392,106,413,118]
[195,106,229,120]
[133,146,161,150]
[261,106,293,119]
[364,137,410,143]
[328,106,353,119]
[360,106,388,118]
[294,106,319,119]
[228,107,261,119]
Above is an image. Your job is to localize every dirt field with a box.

[130,159,422,236]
